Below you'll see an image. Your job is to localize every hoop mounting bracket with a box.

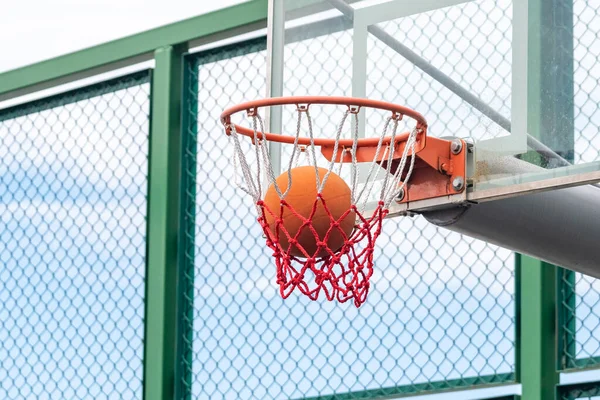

[390,137,467,205]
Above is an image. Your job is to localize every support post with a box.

[143,44,187,400]
[518,0,573,398]
[517,256,559,400]
[266,0,284,175]
[537,0,576,372]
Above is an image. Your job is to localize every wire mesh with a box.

[285,0,600,378]
[560,270,600,369]
[3,1,600,399]
[558,0,600,371]
[0,71,150,399]
[182,32,515,399]
[559,381,600,400]
[574,0,600,164]
[178,0,600,397]
[366,0,512,142]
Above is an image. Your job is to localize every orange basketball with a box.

[263,166,356,258]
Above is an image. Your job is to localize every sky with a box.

[0,0,244,74]
[1,1,600,399]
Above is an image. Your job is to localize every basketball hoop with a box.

[221,96,465,307]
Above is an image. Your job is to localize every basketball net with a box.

[228,105,419,307]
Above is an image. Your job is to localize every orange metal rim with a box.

[220,96,428,148]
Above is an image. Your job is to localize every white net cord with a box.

[228,105,420,217]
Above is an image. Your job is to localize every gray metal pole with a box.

[422,183,600,279]
[266,0,285,176]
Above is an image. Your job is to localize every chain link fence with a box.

[559,381,600,400]
[284,0,600,378]
[560,270,600,369]
[182,28,515,400]
[181,0,600,398]
[368,0,513,143]
[574,0,600,164]
[559,0,600,372]
[2,1,600,399]
[0,71,150,399]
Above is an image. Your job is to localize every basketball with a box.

[262,166,356,258]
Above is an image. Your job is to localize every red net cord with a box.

[256,196,387,308]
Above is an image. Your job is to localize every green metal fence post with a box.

[518,0,574,398]
[175,56,199,400]
[518,256,559,400]
[539,0,576,372]
[143,44,188,400]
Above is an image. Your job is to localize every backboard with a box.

[267,0,600,213]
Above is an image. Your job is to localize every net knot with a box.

[314,270,327,285]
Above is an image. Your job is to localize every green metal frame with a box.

[516,256,559,400]
[143,44,188,400]
[515,1,571,398]
[534,0,579,374]
[514,0,600,398]
[534,0,600,376]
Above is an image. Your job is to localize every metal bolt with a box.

[452,177,465,191]
[450,139,463,155]
[395,188,405,202]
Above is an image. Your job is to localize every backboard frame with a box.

[266,0,600,213]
